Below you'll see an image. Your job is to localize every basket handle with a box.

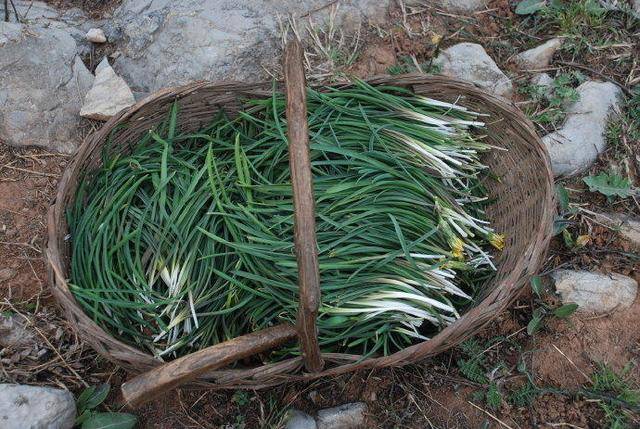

[284,39,324,373]
[121,324,297,408]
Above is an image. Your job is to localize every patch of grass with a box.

[585,363,640,428]
[607,85,640,148]
[543,0,607,36]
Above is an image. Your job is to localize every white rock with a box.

[514,38,563,69]
[317,403,367,429]
[531,73,554,91]
[552,270,638,314]
[594,212,640,249]
[86,28,107,43]
[80,58,136,121]
[439,0,487,11]
[0,384,76,429]
[542,81,622,176]
[285,409,317,429]
[434,43,513,98]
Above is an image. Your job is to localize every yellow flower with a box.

[489,233,505,251]
[450,237,465,260]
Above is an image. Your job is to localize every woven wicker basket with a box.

[47,72,554,391]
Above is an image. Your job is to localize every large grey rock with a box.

[285,409,317,429]
[0,22,93,153]
[552,270,638,314]
[514,38,563,69]
[317,403,367,429]
[0,384,76,429]
[110,0,390,93]
[81,58,135,120]
[542,81,622,176]
[434,43,513,98]
[594,212,640,249]
[4,1,96,55]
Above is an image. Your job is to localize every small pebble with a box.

[86,28,107,43]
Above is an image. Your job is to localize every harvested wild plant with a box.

[68,80,503,359]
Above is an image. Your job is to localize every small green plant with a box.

[458,339,490,384]
[583,172,635,201]
[554,184,577,235]
[509,380,539,407]
[585,363,640,428]
[520,72,584,127]
[232,390,251,407]
[485,383,503,410]
[75,384,137,429]
[527,276,579,335]
[457,339,506,410]
[554,184,591,251]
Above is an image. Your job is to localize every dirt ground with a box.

[2,0,640,428]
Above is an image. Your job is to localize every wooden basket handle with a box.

[284,39,324,373]
[121,324,296,408]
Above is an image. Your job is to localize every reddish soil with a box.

[0,145,67,303]
[533,298,640,391]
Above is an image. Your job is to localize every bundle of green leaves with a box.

[68,80,503,360]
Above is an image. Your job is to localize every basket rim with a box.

[46,73,555,388]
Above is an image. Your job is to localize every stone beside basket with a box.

[46,40,554,406]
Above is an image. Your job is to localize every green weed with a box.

[519,72,584,127]
[585,363,640,428]
[527,275,579,335]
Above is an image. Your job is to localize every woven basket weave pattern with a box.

[47,75,554,389]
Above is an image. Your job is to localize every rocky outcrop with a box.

[434,43,513,97]
[542,81,622,176]
[109,0,390,93]
[0,22,93,153]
